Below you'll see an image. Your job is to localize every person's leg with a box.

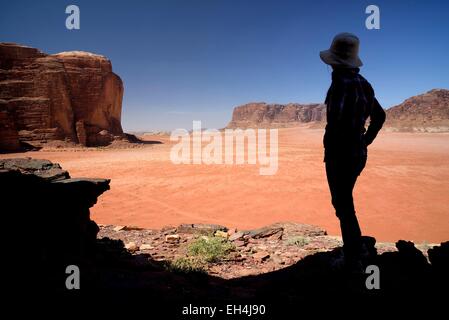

[326,157,366,260]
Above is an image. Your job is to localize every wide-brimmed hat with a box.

[320,32,363,68]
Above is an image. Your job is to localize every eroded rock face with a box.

[1,158,110,289]
[0,43,124,150]
[0,106,20,151]
[228,89,449,131]
[227,102,326,128]
[385,89,449,132]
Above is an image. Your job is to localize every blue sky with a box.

[1,0,448,131]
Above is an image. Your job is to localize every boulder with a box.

[229,231,246,241]
[140,244,155,251]
[165,234,181,243]
[252,251,270,262]
[246,226,284,239]
[125,242,139,253]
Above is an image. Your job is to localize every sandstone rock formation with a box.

[227,102,326,128]
[0,43,124,151]
[1,157,109,289]
[227,89,449,131]
[385,89,449,132]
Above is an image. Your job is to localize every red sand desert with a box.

[2,127,448,243]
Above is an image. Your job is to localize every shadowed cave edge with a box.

[2,157,448,313]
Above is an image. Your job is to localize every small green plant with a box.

[166,257,206,274]
[188,236,235,263]
[286,236,309,247]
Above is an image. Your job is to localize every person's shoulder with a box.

[356,73,369,83]
[357,73,374,93]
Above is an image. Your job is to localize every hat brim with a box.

[320,50,363,68]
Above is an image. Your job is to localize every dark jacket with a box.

[323,68,386,161]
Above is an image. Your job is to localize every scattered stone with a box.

[272,222,327,237]
[140,244,155,250]
[161,226,178,235]
[271,255,285,265]
[95,220,440,282]
[113,225,126,232]
[153,257,166,262]
[235,269,255,277]
[123,225,144,231]
[234,240,247,247]
[177,223,228,235]
[229,231,245,241]
[253,251,270,262]
[165,234,180,243]
[246,226,283,239]
[125,242,139,252]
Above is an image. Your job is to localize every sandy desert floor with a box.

[2,127,449,243]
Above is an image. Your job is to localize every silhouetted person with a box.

[320,33,386,269]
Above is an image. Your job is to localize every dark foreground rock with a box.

[1,158,109,290]
[2,157,448,313]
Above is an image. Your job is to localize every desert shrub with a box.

[286,236,309,247]
[166,257,206,274]
[187,236,235,263]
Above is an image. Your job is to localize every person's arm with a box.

[364,97,386,145]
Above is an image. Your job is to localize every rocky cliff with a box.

[0,43,124,151]
[228,89,449,131]
[385,89,449,132]
[227,102,326,128]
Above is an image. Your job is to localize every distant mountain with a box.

[385,89,449,132]
[227,102,325,128]
[227,89,449,132]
